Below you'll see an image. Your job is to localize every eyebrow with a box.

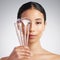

[21,17,30,20]
[21,17,42,21]
[35,18,42,21]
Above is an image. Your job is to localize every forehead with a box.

[21,9,44,21]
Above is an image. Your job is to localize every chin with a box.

[28,39,37,44]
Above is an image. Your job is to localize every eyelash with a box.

[36,22,42,24]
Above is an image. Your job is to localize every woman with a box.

[1,1,60,60]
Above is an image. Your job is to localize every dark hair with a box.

[17,1,46,22]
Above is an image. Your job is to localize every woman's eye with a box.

[36,22,42,24]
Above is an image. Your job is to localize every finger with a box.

[16,55,31,60]
[14,46,30,52]
[15,52,31,60]
[17,46,30,50]
[20,51,31,56]
[14,48,31,57]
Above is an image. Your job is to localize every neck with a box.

[28,40,44,55]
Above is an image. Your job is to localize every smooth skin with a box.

[1,8,60,60]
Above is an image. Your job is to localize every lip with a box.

[29,34,36,39]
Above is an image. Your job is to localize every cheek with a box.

[36,25,45,35]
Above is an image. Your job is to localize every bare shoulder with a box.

[46,51,60,60]
[41,49,60,60]
[52,54,60,60]
[0,57,8,60]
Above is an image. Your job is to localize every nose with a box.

[30,23,35,32]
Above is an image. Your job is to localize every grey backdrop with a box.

[0,0,60,58]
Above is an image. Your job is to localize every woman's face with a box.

[21,8,46,43]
